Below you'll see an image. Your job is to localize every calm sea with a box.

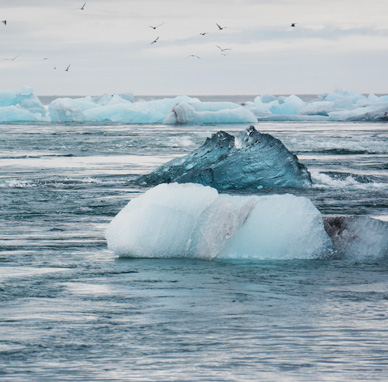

[1,96,388,381]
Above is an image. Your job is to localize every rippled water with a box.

[1,121,388,381]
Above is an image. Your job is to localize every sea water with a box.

[1,111,388,380]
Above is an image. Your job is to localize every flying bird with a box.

[187,55,201,59]
[216,45,231,52]
[200,32,208,36]
[291,23,297,27]
[65,64,71,72]
[216,23,227,30]
[2,20,6,26]
[149,23,164,30]
[4,55,19,61]
[150,36,159,44]
[80,2,86,10]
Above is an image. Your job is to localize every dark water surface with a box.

[1,120,388,381]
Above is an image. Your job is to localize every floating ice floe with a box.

[106,183,332,260]
[247,89,388,122]
[106,183,388,260]
[0,86,47,122]
[323,216,388,260]
[137,126,312,190]
[0,87,387,123]
[48,94,197,123]
[163,101,257,124]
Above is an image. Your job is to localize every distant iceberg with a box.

[137,126,312,190]
[106,183,332,260]
[0,87,387,123]
[163,101,257,124]
[248,89,388,122]
[48,94,196,123]
[0,86,47,122]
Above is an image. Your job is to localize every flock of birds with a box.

[148,21,233,59]
[2,3,297,70]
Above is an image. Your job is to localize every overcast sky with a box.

[1,0,387,96]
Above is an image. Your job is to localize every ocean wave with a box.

[311,171,388,190]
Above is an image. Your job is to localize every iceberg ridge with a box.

[137,126,312,190]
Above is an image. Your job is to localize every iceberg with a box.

[137,126,312,190]
[0,86,387,124]
[0,86,47,122]
[48,95,197,123]
[249,89,388,122]
[106,183,332,260]
[324,216,388,260]
[163,101,257,124]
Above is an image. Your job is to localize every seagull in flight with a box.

[149,23,164,30]
[216,45,231,53]
[4,55,19,61]
[150,36,159,44]
[216,23,227,30]
[80,2,86,10]
[65,64,71,72]
[291,23,297,27]
[200,32,208,36]
[2,20,6,26]
[187,55,201,59]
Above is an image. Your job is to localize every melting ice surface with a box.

[138,126,312,189]
[106,183,332,260]
[1,86,388,123]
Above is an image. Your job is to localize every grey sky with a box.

[1,0,387,95]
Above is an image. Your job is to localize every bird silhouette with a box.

[149,23,164,30]
[216,45,231,52]
[65,64,71,72]
[187,55,201,59]
[80,2,86,10]
[2,20,6,26]
[4,55,19,61]
[291,23,296,27]
[216,23,227,30]
[150,36,159,44]
[200,32,208,36]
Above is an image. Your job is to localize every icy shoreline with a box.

[1,86,387,124]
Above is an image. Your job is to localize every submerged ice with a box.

[0,87,387,123]
[137,126,312,190]
[106,183,332,260]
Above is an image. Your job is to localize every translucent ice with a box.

[0,87,387,123]
[163,101,257,124]
[137,126,312,190]
[48,95,197,123]
[0,86,46,122]
[250,89,388,122]
[324,216,388,259]
[106,183,332,259]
